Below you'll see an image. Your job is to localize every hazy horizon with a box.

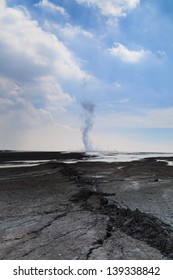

[1,149,173,154]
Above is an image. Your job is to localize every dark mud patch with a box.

[0,151,88,163]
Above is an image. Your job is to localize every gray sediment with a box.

[0,154,173,259]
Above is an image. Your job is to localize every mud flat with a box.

[0,151,173,259]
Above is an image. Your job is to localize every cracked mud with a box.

[0,152,173,259]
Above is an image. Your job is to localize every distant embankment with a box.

[0,151,86,163]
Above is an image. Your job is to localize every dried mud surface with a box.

[0,152,173,259]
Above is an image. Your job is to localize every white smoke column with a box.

[81,101,95,152]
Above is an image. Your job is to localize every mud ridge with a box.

[62,164,173,259]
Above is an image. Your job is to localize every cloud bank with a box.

[76,0,140,17]
[0,2,90,129]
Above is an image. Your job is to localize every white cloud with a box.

[30,76,75,113]
[0,76,74,130]
[108,43,149,63]
[96,107,173,128]
[0,4,89,82]
[44,21,94,41]
[55,23,94,39]
[0,0,5,13]
[0,76,80,150]
[143,108,173,128]
[0,4,91,135]
[35,0,67,15]
[157,50,166,59]
[92,131,173,153]
[76,0,140,17]
[0,119,82,151]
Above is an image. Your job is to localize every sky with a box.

[1,0,173,152]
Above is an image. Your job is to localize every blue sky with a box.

[1,0,173,151]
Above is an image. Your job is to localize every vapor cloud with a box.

[81,101,95,151]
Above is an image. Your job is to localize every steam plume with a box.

[81,101,95,152]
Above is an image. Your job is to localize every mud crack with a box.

[86,221,113,260]
[62,164,173,259]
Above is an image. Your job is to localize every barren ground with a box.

[0,151,173,259]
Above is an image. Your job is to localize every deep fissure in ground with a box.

[61,164,173,259]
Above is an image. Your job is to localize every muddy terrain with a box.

[0,151,173,259]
